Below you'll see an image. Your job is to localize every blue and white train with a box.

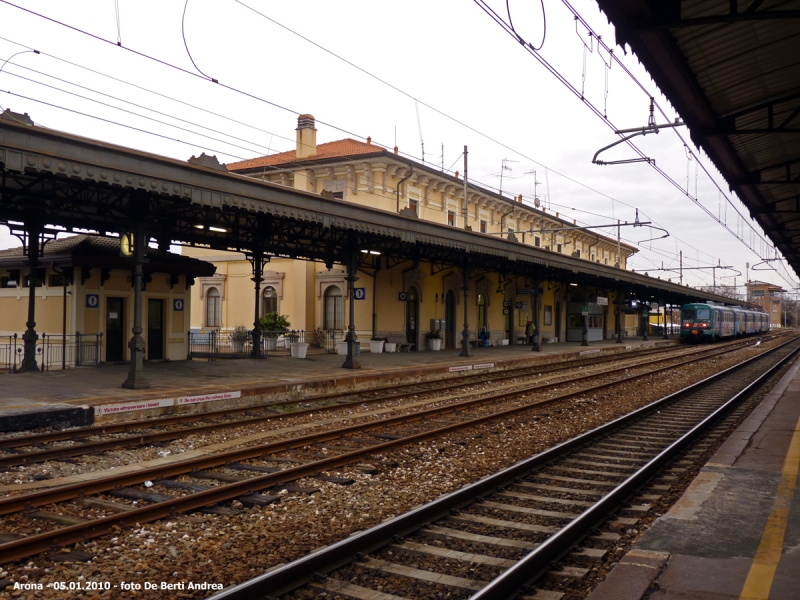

[680,303,769,342]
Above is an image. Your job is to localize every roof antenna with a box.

[415,101,425,163]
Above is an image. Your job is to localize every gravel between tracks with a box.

[0,338,786,599]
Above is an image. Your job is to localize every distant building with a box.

[0,235,215,365]
[183,114,638,347]
[746,280,785,327]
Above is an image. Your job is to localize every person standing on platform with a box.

[526,320,534,345]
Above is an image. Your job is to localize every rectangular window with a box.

[557,243,562,253]
[544,305,552,326]
[447,211,455,226]
[23,268,46,288]
[206,297,220,327]
[480,220,487,233]
[49,274,65,287]
[409,199,419,215]
[751,290,765,297]
[534,237,540,247]
[1,270,19,288]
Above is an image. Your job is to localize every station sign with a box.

[581,305,589,316]
[597,296,608,306]
[86,294,99,308]
[173,299,184,312]
[353,287,367,300]
[517,288,535,295]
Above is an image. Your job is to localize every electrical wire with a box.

[474,0,796,289]
[181,0,217,83]
[506,0,546,51]
[0,88,248,158]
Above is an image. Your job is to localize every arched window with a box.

[206,287,221,327]
[324,285,343,330]
[477,293,486,330]
[262,286,278,316]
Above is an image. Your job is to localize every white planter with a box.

[290,343,309,359]
[429,338,442,351]
[369,340,385,354]
[232,340,246,353]
[336,342,348,355]
[500,339,509,346]
[265,337,277,351]
[384,343,397,353]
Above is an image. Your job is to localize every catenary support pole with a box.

[122,225,150,389]
[20,225,41,372]
[460,260,471,358]
[342,251,361,369]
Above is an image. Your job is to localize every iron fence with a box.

[187,329,346,360]
[0,333,103,372]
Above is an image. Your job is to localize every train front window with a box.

[683,309,697,319]
[696,308,711,320]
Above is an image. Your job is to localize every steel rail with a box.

[0,339,705,450]
[0,338,765,517]
[0,341,780,564]
[471,340,800,598]
[208,336,800,600]
[0,339,757,468]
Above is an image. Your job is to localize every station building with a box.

[0,235,215,367]
[746,280,785,328]
[184,114,638,349]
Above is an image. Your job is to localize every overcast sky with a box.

[0,0,795,295]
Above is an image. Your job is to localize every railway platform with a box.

[588,353,800,600]
[0,336,674,431]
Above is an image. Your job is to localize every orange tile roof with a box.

[227,138,387,171]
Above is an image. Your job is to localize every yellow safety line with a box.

[740,414,800,600]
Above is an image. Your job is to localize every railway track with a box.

[205,335,800,600]
[0,335,781,566]
[0,336,770,469]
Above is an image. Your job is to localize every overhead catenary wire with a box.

[474,0,796,289]
[0,2,749,288]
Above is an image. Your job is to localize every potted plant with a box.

[425,329,442,351]
[258,312,290,351]
[369,336,385,354]
[229,326,250,353]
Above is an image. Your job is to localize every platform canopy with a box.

[0,117,739,306]
[595,0,800,275]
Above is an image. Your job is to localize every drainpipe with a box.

[396,165,414,213]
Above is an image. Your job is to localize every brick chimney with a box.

[296,114,317,160]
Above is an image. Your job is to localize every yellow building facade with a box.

[184,115,638,350]
[0,235,214,367]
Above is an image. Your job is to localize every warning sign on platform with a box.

[449,365,473,372]
[95,397,174,416]
[176,391,242,405]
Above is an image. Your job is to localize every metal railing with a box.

[0,333,103,372]
[187,329,346,360]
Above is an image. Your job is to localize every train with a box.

[680,303,769,342]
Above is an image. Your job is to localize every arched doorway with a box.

[477,293,486,330]
[445,290,456,348]
[262,286,278,316]
[406,287,418,350]
[323,285,343,330]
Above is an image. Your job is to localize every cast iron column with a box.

[581,287,589,346]
[122,226,150,389]
[663,301,669,339]
[342,251,361,369]
[250,250,264,358]
[532,279,541,352]
[616,291,623,343]
[642,305,649,341]
[20,226,41,372]
[460,261,471,358]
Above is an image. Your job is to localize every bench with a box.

[386,336,412,353]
